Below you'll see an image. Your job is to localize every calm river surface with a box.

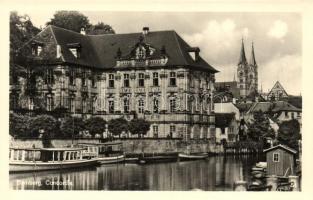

[10,155,262,191]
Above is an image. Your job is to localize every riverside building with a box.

[10,26,218,140]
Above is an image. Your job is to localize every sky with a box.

[21,11,301,95]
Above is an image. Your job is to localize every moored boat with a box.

[9,147,97,173]
[79,142,125,165]
[178,152,208,161]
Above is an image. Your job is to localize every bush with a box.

[60,116,85,138]
[108,118,128,138]
[277,119,301,151]
[84,117,106,137]
[9,113,31,137]
[128,118,150,138]
[29,115,59,138]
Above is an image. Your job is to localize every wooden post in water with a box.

[266,175,278,191]
[289,176,300,191]
[234,180,247,191]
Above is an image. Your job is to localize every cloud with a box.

[182,19,250,67]
[259,54,301,95]
[267,20,288,40]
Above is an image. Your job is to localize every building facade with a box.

[237,40,258,97]
[10,26,218,140]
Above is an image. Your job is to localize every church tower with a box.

[237,40,258,98]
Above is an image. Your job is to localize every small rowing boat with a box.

[178,152,208,161]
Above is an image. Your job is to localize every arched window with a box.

[124,98,129,113]
[170,98,176,113]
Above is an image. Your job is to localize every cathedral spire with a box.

[250,42,257,66]
[238,38,247,65]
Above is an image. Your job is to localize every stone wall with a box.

[9,138,224,154]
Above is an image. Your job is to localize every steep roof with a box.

[271,101,301,112]
[238,39,247,65]
[18,25,218,73]
[263,144,297,154]
[249,42,257,66]
[247,101,301,114]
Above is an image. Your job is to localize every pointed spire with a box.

[238,38,247,65]
[249,42,257,66]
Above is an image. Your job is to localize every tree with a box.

[10,11,40,57]
[247,110,275,142]
[9,113,31,137]
[128,118,150,138]
[84,117,106,137]
[29,115,59,137]
[108,118,128,138]
[46,11,91,33]
[277,119,301,150]
[86,22,115,35]
[60,116,85,138]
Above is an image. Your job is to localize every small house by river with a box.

[263,144,297,177]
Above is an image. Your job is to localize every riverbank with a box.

[10,138,225,154]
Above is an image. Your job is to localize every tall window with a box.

[109,100,114,113]
[124,74,130,87]
[153,98,159,113]
[81,71,87,87]
[69,96,75,113]
[273,153,280,162]
[46,95,53,111]
[138,73,145,87]
[138,99,144,113]
[124,98,129,113]
[169,72,176,86]
[91,96,97,114]
[109,74,114,88]
[69,70,75,85]
[91,76,97,88]
[153,125,158,138]
[170,98,176,113]
[170,125,176,138]
[45,69,54,84]
[153,72,159,86]
[82,97,87,113]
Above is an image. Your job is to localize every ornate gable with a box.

[115,35,168,68]
[267,81,288,101]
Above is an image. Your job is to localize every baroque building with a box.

[10,26,218,140]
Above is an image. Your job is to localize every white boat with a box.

[9,147,98,173]
[256,162,267,169]
[79,142,125,165]
[97,154,125,164]
[178,152,208,161]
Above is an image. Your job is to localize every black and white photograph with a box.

[5,1,307,193]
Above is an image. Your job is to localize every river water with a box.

[9,155,262,191]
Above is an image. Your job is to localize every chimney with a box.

[80,27,86,35]
[142,27,149,35]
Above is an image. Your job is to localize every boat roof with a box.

[78,142,123,146]
[9,147,86,151]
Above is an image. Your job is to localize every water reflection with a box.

[10,155,260,191]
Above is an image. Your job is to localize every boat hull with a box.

[138,156,178,164]
[178,153,208,161]
[9,159,98,173]
[97,155,125,164]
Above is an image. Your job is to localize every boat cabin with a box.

[9,147,87,162]
[263,144,297,177]
[78,142,123,158]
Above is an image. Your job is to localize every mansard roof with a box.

[17,25,218,73]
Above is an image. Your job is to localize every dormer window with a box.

[187,47,200,62]
[67,43,81,58]
[32,45,43,56]
[136,47,146,59]
[69,48,79,58]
